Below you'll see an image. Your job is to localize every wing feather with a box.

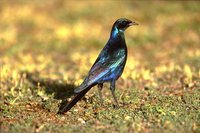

[74,49,126,93]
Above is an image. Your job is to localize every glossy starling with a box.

[58,18,138,114]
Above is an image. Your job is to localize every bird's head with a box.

[113,18,138,32]
[111,18,138,38]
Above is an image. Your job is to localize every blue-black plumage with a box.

[58,18,138,114]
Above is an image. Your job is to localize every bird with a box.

[58,18,138,114]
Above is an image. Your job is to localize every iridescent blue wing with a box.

[74,49,126,93]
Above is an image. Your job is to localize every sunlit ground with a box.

[0,1,200,133]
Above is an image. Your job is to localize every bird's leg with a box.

[110,80,119,108]
[97,83,103,105]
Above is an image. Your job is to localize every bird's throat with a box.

[111,27,124,39]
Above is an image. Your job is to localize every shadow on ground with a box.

[25,71,77,113]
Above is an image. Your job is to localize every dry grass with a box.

[0,1,200,133]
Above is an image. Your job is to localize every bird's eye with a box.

[117,22,126,29]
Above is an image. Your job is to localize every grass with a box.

[0,1,200,133]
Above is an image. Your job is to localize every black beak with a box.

[128,21,139,26]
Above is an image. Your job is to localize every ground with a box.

[0,1,200,133]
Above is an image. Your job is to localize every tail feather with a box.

[74,83,88,93]
[74,79,90,93]
[57,84,96,114]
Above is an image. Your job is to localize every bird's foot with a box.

[113,104,120,109]
[121,102,129,107]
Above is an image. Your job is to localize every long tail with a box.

[57,84,96,114]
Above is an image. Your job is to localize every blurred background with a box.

[0,1,200,88]
[0,1,200,132]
